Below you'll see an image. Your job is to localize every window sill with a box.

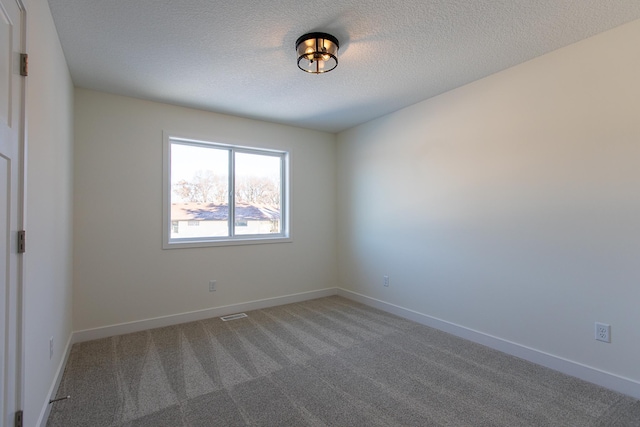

[163,236,292,249]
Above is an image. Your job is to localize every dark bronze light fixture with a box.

[296,32,339,74]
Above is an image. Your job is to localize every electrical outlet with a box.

[595,322,611,343]
[49,336,54,359]
[383,275,389,287]
[209,280,217,292]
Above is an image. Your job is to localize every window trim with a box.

[162,132,292,249]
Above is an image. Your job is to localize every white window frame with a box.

[163,132,291,249]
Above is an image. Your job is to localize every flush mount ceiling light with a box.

[296,32,339,74]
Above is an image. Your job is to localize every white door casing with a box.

[0,0,25,425]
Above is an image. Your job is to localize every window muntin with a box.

[164,135,289,248]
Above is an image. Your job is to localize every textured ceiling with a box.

[48,0,640,133]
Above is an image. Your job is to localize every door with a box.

[0,0,25,425]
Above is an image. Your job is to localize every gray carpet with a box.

[47,296,640,426]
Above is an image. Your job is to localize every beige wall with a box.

[24,0,75,425]
[337,19,640,385]
[73,90,337,330]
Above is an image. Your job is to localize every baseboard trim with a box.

[337,288,640,399]
[73,288,338,343]
[37,333,74,427]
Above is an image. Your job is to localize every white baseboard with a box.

[73,288,338,343]
[37,333,74,427]
[337,288,640,400]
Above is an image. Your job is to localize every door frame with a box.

[1,0,27,423]
[16,0,26,417]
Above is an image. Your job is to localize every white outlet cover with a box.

[595,322,611,343]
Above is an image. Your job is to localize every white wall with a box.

[23,0,74,425]
[337,18,640,389]
[73,90,337,331]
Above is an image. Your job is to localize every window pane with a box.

[234,152,281,235]
[170,143,229,238]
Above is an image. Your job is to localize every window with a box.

[163,134,290,248]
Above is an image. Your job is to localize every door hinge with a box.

[17,230,26,253]
[20,53,28,76]
[15,410,23,427]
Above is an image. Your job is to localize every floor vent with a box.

[220,313,248,321]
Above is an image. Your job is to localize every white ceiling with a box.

[48,0,640,133]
